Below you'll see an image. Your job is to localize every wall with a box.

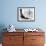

[0,0,46,43]
[0,0,46,30]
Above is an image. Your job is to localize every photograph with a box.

[17,7,35,22]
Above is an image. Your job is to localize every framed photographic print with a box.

[17,7,35,22]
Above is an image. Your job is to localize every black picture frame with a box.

[17,7,35,22]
